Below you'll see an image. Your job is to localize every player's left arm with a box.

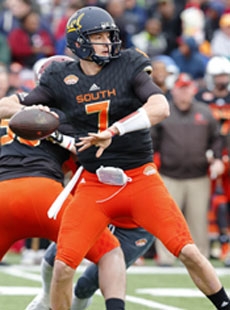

[131,69,170,127]
[48,130,77,154]
[46,108,77,154]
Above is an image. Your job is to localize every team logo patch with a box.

[135,238,148,247]
[143,165,157,176]
[64,75,79,85]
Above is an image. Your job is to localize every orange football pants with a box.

[56,163,194,269]
[0,177,119,264]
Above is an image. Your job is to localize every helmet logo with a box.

[67,13,85,33]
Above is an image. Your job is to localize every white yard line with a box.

[0,266,41,281]
[3,264,230,276]
[125,295,184,310]
[1,265,230,309]
[83,289,184,310]
[0,287,41,295]
[137,288,206,297]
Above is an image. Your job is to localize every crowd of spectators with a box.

[0,0,229,90]
[0,0,229,265]
[0,0,230,79]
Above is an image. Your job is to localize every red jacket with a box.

[8,28,55,68]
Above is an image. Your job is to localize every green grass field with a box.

[1,253,230,310]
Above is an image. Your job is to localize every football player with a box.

[1,55,155,310]
[18,6,230,310]
[0,56,126,310]
[196,56,230,265]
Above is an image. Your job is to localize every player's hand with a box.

[76,130,113,158]
[22,105,59,118]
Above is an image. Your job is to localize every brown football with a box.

[9,109,60,140]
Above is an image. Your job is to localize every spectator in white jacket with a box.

[211,13,230,59]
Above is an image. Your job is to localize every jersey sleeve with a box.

[125,47,152,80]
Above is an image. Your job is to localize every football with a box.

[9,108,60,140]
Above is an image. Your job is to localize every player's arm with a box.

[107,70,169,134]
[0,86,54,119]
[46,108,77,154]
[0,94,24,119]
[131,70,170,126]
[48,130,77,155]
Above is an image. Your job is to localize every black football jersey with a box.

[24,48,162,172]
[0,110,71,183]
[195,89,230,137]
